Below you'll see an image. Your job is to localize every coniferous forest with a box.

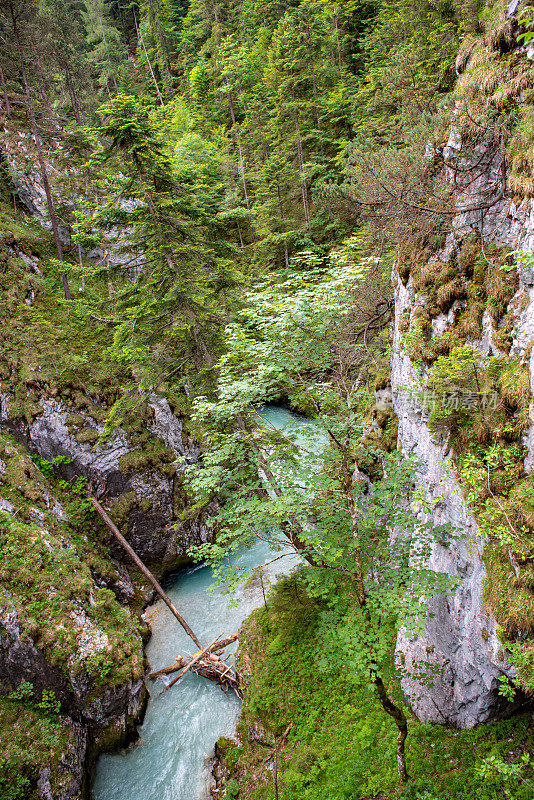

[2,1,534,798]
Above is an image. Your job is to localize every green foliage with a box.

[69,93,238,404]
[36,689,62,719]
[30,454,72,479]
[186,249,456,779]
[7,681,34,705]
[0,693,70,800]
[517,7,534,46]
[81,0,129,98]
[226,577,534,800]
[497,675,517,702]
[7,681,62,720]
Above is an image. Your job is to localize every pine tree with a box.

[76,94,232,402]
[82,0,129,98]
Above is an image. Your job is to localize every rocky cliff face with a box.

[0,428,148,799]
[391,5,534,727]
[0,379,214,798]
[392,283,516,727]
[0,392,213,566]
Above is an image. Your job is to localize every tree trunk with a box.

[276,183,289,268]
[311,70,321,130]
[149,0,173,92]
[236,219,245,249]
[374,675,409,783]
[134,10,164,106]
[210,0,220,25]
[227,90,250,210]
[210,9,250,211]
[11,9,71,301]
[304,20,321,129]
[148,634,238,677]
[334,12,343,80]
[31,38,51,110]
[77,242,85,291]
[294,111,311,231]
[65,64,81,124]
[89,496,203,649]
[0,65,11,119]
[273,748,279,800]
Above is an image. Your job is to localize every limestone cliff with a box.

[392,1,534,727]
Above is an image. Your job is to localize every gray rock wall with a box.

[0,391,213,797]
[0,393,213,566]
[392,279,517,726]
[391,129,534,725]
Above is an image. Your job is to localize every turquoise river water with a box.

[92,406,317,800]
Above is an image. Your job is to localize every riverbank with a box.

[214,572,534,800]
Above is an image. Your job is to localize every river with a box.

[92,405,317,800]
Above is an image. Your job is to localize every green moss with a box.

[403,227,534,690]
[0,200,134,419]
[0,433,144,688]
[107,491,138,526]
[74,427,99,445]
[398,310,410,333]
[119,441,175,474]
[421,330,462,364]
[65,413,85,427]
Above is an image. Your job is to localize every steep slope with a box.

[0,163,214,798]
[392,0,534,725]
[0,428,146,799]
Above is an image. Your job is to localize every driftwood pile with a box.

[149,633,242,697]
[89,494,241,698]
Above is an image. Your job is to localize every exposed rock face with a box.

[0,597,146,728]
[391,135,534,724]
[392,280,517,727]
[0,600,145,800]
[2,128,144,271]
[0,393,213,566]
[0,391,212,797]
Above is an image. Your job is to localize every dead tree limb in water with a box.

[150,633,241,698]
[151,630,241,698]
[148,634,238,678]
[155,653,241,698]
[161,632,225,694]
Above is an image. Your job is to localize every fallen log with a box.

[89,495,202,649]
[149,657,188,678]
[148,634,238,679]
[152,652,241,698]
[89,495,241,696]
[161,633,225,694]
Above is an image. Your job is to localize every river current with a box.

[92,405,314,800]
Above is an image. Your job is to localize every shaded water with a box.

[92,406,316,800]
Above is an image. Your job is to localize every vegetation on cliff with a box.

[217,574,534,800]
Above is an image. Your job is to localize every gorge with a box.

[1,0,534,798]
